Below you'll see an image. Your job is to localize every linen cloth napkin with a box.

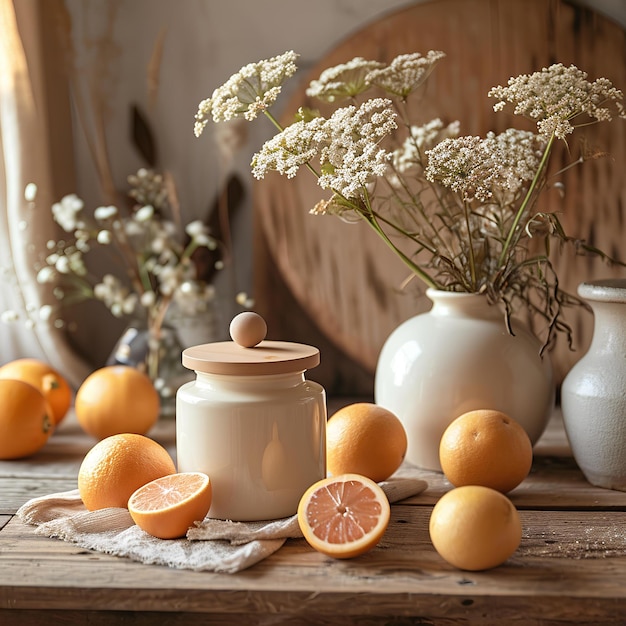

[16,476,427,574]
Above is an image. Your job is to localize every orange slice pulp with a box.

[128,472,212,539]
[297,473,391,559]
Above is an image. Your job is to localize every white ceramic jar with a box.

[561,279,626,492]
[176,314,326,521]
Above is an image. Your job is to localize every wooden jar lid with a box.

[182,312,320,375]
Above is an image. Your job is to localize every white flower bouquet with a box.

[194,50,625,352]
[3,169,228,394]
[34,170,219,329]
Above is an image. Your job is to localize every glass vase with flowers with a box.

[4,168,229,416]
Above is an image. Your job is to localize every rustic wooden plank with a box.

[3,411,626,515]
[1,604,624,626]
[0,508,624,622]
[4,455,626,517]
[394,456,626,510]
[0,477,79,516]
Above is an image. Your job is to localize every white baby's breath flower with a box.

[150,233,167,255]
[124,220,143,237]
[236,291,255,308]
[55,255,70,274]
[1,310,20,323]
[194,233,213,247]
[24,183,37,202]
[94,205,118,221]
[52,194,84,232]
[75,238,90,252]
[37,266,55,284]
[140,291,156,308]
[68,250,87,276]
[97,230,112,245]
[157,265,182,296]
[121,293,138,315]
[134,205,154,222]
[185,220,207,238]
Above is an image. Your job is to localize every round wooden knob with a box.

[229,312,268,348]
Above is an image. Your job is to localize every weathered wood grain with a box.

[3,412,626,515]
[1,508,624,623]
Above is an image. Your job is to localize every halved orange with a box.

[128,472,212,539]
[297,473,391,559]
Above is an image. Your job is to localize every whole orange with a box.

[77,433,176,510]
[439,409,533,493]
[429,485,522,571]
[75,365,160,440]
[0,358,72,425]
[326,403,407,482]
[0,379,53,459]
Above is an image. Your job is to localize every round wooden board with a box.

[255,0,626,384]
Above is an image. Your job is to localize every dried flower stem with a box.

[497,133,555,269]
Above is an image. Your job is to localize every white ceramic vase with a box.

[374,289,555,471]
[561,279,626,492]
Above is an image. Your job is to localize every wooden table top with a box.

[1,404,625,625]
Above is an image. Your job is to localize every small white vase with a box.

[374,289,555,471]
[561,279,626,492]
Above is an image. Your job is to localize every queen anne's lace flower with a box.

[194,51,299,136]
[425,129,545,203]
[393,119,461,173]
[306,57,385,102]
[317,99,397,199]
[366,51,446,99]
[251,116,327,179]
[489,63,626,139]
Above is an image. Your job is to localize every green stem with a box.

[462,200,477,289]
[498,133,555,268]
[371,209,439,256]
[363,206,439,289]
[262,108,440,289]
[263,110,285,133]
